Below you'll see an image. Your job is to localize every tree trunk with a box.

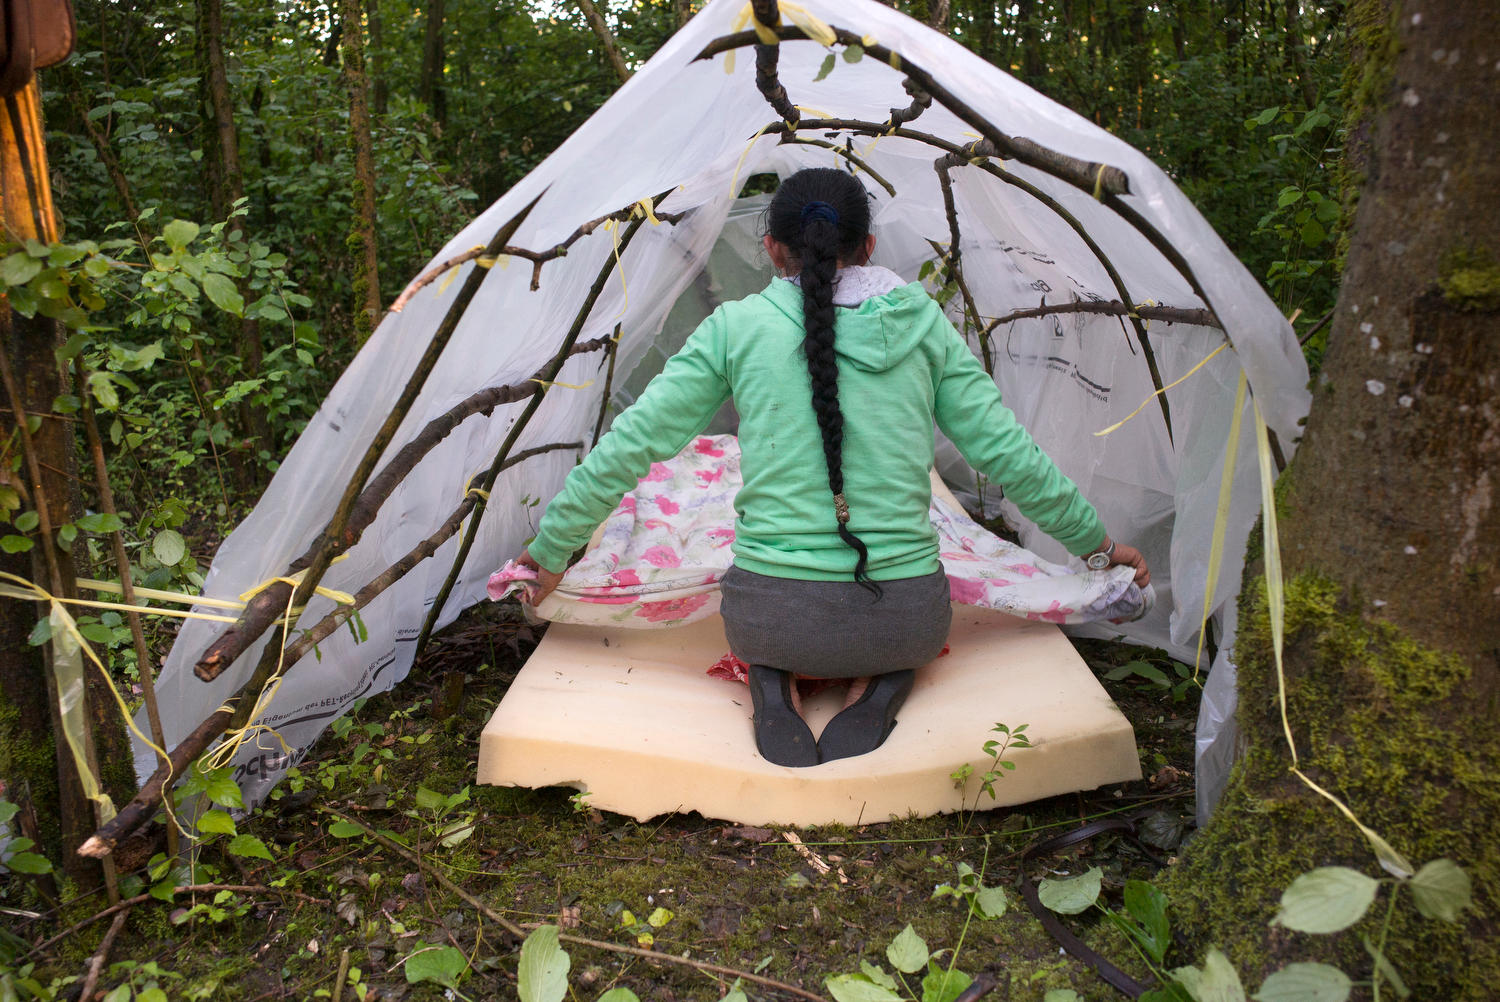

[341,0,382,341]
[196,0,270,491]
[419,0,446,126]
[1169,1,1500,995]
[367,0,388,116]
[0,83,131,884]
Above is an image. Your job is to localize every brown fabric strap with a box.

[1018,815,1167,999]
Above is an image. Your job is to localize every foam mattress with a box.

[476,605,1141,825]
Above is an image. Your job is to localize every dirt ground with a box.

[4,599,1201,1001]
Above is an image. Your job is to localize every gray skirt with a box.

[720,565,952,679]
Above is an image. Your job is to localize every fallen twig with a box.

[781,830,847,884]
[79,909,130,1001]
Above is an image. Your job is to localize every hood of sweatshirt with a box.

[763,268,937,374]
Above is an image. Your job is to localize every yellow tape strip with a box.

[204,585,297,773]
[730,122,775,196]
[1250,398,1413,878]
[0,585,242,625]
[0,571,174,826]
[779,1,837,46]
[1193,370,1247,678]
[1094,341,1230,437]
[75,577,245,611]
[237,554,355,607]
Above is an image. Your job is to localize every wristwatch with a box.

[1085,540,1115,571]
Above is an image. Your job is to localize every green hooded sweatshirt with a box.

[527,279,1105,579]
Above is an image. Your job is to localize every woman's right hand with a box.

[515,548,565,605]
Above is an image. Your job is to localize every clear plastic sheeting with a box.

[141,0,1308,816]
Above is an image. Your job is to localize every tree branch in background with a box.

[577,0,632,86]
[985,299,1221,331]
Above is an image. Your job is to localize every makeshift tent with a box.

[104,0,1309,853]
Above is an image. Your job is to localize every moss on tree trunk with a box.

[1167,1,1498,996]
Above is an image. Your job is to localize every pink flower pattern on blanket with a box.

[636,594,709,623]
[643,545,681,568]
[485,434,1150,630]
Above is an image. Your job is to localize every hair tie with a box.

[832,492,850,524]
[800,201,839,227]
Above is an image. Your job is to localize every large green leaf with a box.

[1273,867,1379,934]
[921,965,971,1002]
[163,219,201,250]
[596,991,641,1002]
[1408,859,1471,922]
[1173,948,1247,1002]
[227,834,274,862]
[1252,962,1351,1002]
[195,809,237,836]
[825,975,904,1002]
[885,924,929,973]
[518,924,571,1002]
[201,272,244,316]
[404,943,468,987]
[1038,866,1102,915]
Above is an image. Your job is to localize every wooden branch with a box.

[777,135,897,196]
[750,0,800,125]
[79,909,129,1002]
[280,441,581,668]
[318,806,833,1002]
[76,442,578,859]
[390,203,687,308]
[985,299,1220,329]
[696,26,1130,196]
[416,215,650,652]
[592,325,621,448]
[190,337,609,685]
[888,77,932,130]
[77,360,178,856]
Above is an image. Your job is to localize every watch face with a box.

[1086,552,1109,570]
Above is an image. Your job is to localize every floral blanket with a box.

[488,434,1152,629]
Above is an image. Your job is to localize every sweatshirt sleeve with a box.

[930,313,1106,556]
[527,313,733,573]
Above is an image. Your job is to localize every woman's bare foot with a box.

[842,676,871,709]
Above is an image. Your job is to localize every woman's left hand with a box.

[1109,541,1150,587]
[515,548,565,605]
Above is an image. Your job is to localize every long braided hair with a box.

[766,168,878,588]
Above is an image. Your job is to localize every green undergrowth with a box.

[1163,573,1498,997]
[4,606,1202,1002]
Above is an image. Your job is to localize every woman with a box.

[517,168,1147,767]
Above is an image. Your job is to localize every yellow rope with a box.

[1092,163,1108,201]
[0,571,173,827]
[1193,371,1247,678]
[1250,397,1414,878]
[1093,340,1230,437]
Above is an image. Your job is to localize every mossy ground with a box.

[1164,573,1497,999]
[4,607,1202,1001]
